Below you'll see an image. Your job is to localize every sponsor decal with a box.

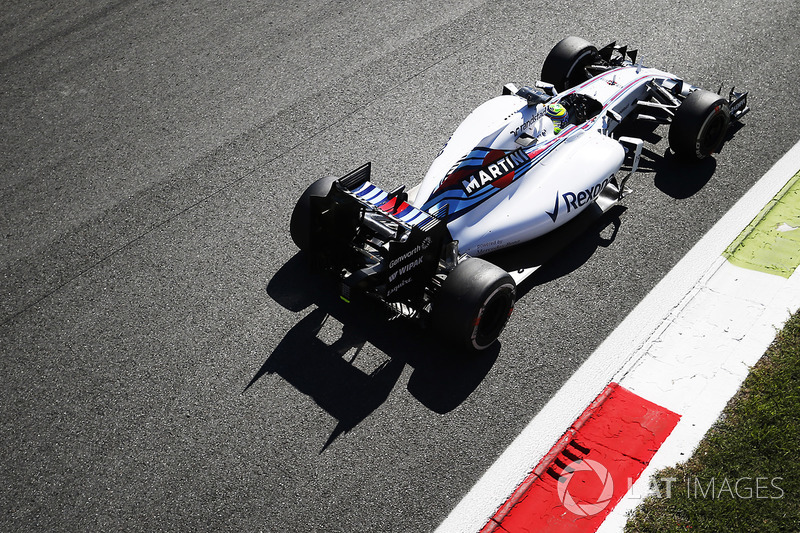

[475,238,520,254]
[547,176,611,223]
[388,257,424,283]
[476,239,502,251]
[387,236,433,289]
[510,110,545,137]
[461,149,529,195]
[730,96,747,115]
[388,237,431,270]
[386,277,413,296]
[545,194,560,223]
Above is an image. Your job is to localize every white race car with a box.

[289,37,749,351]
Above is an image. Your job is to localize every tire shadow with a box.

[653,148,716,199]
[613,118,721,199]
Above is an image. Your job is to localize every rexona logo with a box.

[546,176,611,222]
[461,149,529,195]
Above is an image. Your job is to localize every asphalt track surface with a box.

[1,1,798,531]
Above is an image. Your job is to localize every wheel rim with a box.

[698,110,728,157]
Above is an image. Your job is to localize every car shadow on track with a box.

[248,255,499,452]
[518,208,625,295]
[486,203,626,299]
[652,148,717,199]
[613,118,723,199]
[627,142,717,199]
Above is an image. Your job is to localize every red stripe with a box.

[482,383,680,533]
[379,197,396,212]
[379,197,411,214]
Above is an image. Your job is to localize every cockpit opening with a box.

[558,93,604,126]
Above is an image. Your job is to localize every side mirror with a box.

[535,81,558,97]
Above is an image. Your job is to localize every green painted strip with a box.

[724,170,800,278]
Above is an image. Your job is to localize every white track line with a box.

[435,139,800,533]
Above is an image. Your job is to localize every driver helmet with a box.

[545,103,569,133]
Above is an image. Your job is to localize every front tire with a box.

[541,36,599,92]
[668,90,731,159]
[431,258,516,352]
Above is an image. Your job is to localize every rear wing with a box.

[308,164,451,305]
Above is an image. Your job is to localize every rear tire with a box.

[431,258,516,352]
[290,175,339,252]
[668,90,731,159]
[541,36,599,92]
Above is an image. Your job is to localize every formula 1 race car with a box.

[289,37,749,351]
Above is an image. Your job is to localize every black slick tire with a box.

[541,36,598,92]
[431,258,516,352]
[668,90,731,159]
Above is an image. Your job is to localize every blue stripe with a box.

[356,183,375,197]
[364,188,386,203]
[350,183,436,228]
[402,210,427,225]
[374,194,391,207]
[394,204,414,218]
[415,215,433,228]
